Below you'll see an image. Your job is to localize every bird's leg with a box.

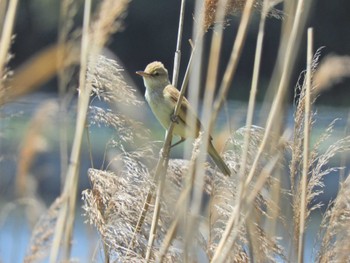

[170,114,179,124]
[171,137,186,148]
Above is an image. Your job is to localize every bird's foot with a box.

[159,147,168,159]
[170,114,179,124]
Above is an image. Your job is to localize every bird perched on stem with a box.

[136,61,231,176]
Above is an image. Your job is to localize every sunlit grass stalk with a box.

[213,0,307,260]
[339,112,350,183]
[0,1,7,32]
[0,0,18,90]
[239,0,269,258]
[183,0,229,256]
[244,0,307,193]
[157,179,194,261]
[212,152,282,262]
[297,27,313,263]
[239,0,268,191]
[58,0,77,188]
[210,0,255,130]
[145,172,165,262]
[172,0,186,87]
[142,0,189,259]
[49,0,92,262]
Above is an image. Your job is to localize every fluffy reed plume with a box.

[88,106,147,144]
[82,122,287,261]
[24,198,63,263]
[317,174,350,262]
[208,126,286,261]
[313,54,350,93]
[87,55,142,106]
[292,120,350,242]
[289,48,324,194]
[87,55,148,147]
[289,49,350,252]
[203,0,284,30]
[81,43,350,262]
[49,0,132,261]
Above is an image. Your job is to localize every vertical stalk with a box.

[210,0,255,129]
[238,0,270,259]
[239,0,268,187]
[49,0,92,262]
[144,1,188,260]
[172,0,186,87]
[243,0,307,195]
[184,0,228,255]
[0,0,18,91]
[297,27,313,263]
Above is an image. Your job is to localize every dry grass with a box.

[1,0,350,262]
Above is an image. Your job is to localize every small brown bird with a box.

[136,61,231,176]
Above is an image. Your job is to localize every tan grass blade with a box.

[297,27,313,263]
[0,0,18,92]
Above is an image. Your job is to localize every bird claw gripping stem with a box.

[170,114,179,124]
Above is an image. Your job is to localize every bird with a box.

[136,61,231,176]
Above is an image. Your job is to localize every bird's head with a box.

[136,61,170,90]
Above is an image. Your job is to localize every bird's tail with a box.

[207,141,231,176]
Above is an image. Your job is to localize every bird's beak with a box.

[136,71,149,77]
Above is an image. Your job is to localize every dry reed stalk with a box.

[239,2,278,255]
[288,47,350,260]
[172,0,186,87]
[137,0,225,255]
[243,0,309,199]
[209,0,286,259]
[50,0,130,261]
[142,1,213,260]
[289,47,323,197]
[49,0,93,261]
[209,0,256,130]
[156,157,203,262]
[211,150,283,262]
[180,0,230,259]
[0,0,18,88]
[297,27,313,263]
[261,0,312,124]
[203,0,283,31]
[210,0,314,260]
[0,0,7,32]
[58,0,80,187]
[239,0,271,184]
[0,0,17,105]
[339,113,350,183]
[144,171,165,262]
[143,1,189,259]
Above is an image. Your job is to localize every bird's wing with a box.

[163,85,202,137]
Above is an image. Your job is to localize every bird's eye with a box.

[153,71,159,76]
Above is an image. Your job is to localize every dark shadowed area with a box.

[11,0,350,106]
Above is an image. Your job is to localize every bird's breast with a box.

[145,89,174,129]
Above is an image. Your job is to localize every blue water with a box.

[1,94,349,262]
[0,207,98,263]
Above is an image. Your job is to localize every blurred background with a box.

[1,0,350,262]
[11,0,350,105]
